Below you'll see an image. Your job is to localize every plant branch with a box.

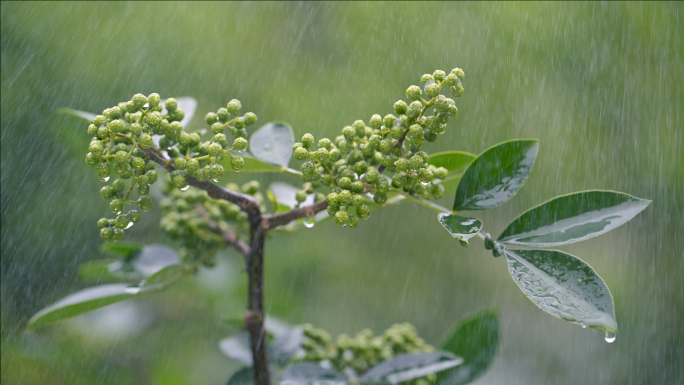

[262,199,329,229]
[195,204,251,259]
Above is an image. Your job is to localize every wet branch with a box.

[262,199,329,229]
[195,204,251,259]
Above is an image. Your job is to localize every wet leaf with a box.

[268,182,314,209]
[360,352,463,385]
[58,108,97,122]
[78,259,120,282]
[226,367,255,385]
[436,309,499,385]
[280,363,346,385]
[219,333,254,365]
[99,242,144,258]
[453,139,538,211]
[497,190,651,247]
[504,248,617,333]
[249,121,295,167]
[141,264,185,289]
[27,284,138,330]
[270,327,304,366]
[427,151,476,174]
[437,214,482,242]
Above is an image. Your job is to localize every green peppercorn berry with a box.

[295,190,307,203]
[96,126,109,139]
[85,152,100,166]
[408,155,422,170]
[425,83,441,98]
[139,196,152,212]
[315,138,331,151]
[421,74,435,85]
[351,181,364,193]
[357,204,370,220]
[202,113,218,127]
[433,70,446,82]
[136,175,148,187]
[166,121,182,139]
[338,177,352,190]
[87,124,98,137]
[227,99,242,115]
[326,192,340,206]
[428,183,444,198]
[111,150,127,165]
[351,120,365,137]
[107,119,124,133]
[100,186,114,199]
[138,184,150,195]
[328,148,341,162]
[182,159,197,175]
[110,198,124,214]
[300,133,314,149]
[164,97,177,111]
[126,122,140,136]
[452,67,465,80]
[378,139,392,154]
[394,100,408,115]
[339,190,353,206]
[377,178,389,193]
[373,192,388,204]
[96,218,109,229]
[231,117,244,130]
[207,142,222,157]
[424,130,437,142]
[227,138,246,153]
[144,93,159,108]
[243,112,257,126]
[392,172,408,187]
[132,93,147,110]
[171,170,187,189]
[362,168,377,184]
[292,146,309,161]
[406,101,423,119]
[186,133,199,148]
[442,73,457,87]
[192,167,208,181]
[114,214,129,229]
[483,233,495,250]
[408,124,423,140]
[213,133,228,148]
[351,194,365,207]
[406,85,422,101]
[129,210,141,223]
[136,133,152,149]
[335,210,349,227]
[231,156,245,171]
[110,179,124,193]
[130,157,144,171]
[100,227,113,241]
[493,243,504,257]
[95,163,109,180]
[93,115,106,127]
[347,213,359,228]
[431,167,447,180]
[326,206,338,216]
[418,168,433,183]
[216,107,230,123]
[315,148,329,162]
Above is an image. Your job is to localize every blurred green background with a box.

[2,2,682,384]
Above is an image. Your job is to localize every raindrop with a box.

[235,169,241,173]
[100,176,110,182]
[421,181,429,186]
[180,185,189,192]
[582,325,587,329]
[212,179,220,183]
[125,286,141,295]
[604,332,617,343]
[125,222,134,229]
[303,217,315,228]
[199,129,207,135]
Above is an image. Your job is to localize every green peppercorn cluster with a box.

[292,323,435,380]
[291,68,465,228]
[159,180,266,265]
[85,93,257,242]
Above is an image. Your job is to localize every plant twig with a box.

[195,204,251,259]
[262,199,329,229]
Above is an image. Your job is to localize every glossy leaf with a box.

[453,139,538,211]
[280,363,346,385]
[27,284,138,330]
[504,248,617,333]
[428,151,476,174]
[270,327,304,366]
[360,352,463,385]
[249,121,295,167]
[226,367,255,385]
[437,214,482,242]
[498,190,651,247]
[436,309,499,385]
[78,259,120,282]
[58,108,97,122]
[219,333,254,365]
[99,242,144,258]
[141,264,185,289]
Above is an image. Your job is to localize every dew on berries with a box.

[125,222,134,229]
[180,185,190,192]
[100,176,110,182]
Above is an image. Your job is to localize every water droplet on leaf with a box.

[180,185,189,192]
[100,176,110,182]
[125,222,134,229]
[604,332,617,343]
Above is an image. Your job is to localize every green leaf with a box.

[453,139,539,211]
[27,284,138,330]
[280,363,346,385]
[360,352,463,385]
[219,333,254,365]
[226,367,255,385]
[58,108,97,122]
[99,242,144,258]
[270,327,304,366]
[428,151,476,174]
[249,121,295,167]
[497,190,651,247]
[437,214,482,243]
[504,248,617,333]
[436,309,499,385]
[141,264,185,289]
[78,259,120,282]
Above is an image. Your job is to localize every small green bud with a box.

[132,93,147,110]
[483,233,495,250]
[373,192,387,204]
[213,133,228,148]
[113,150,129,165]
[302,133,315,149]
[97,126,110,139]
[97,218,109,228]
[205,112,218,125]
[445,73,458,87]
[408,124,423,140]
[335,210,349,227]
[433,70,446,82]
[418,168,433,183]
[97,163,110,180]
[227,99,242,115]
[421,74,435,85]
[129,210,141,223]
[243,112,257,126]
[424,130,438,142]
[147,93,161,108]
[174,157,187,170]
[351,181,364,193]
[365,168,380,184]
[208,142,223,157]
[339,177,352,190]
[209,164,225,180]
[232,137,248,152]
[357,205,370,220]
[392,172,408,187]
[406,101,423,119]
[351,194,365,207]
[231,156,245,171]
[376,178,389,193]
[138,133,153,149]
[110,198,124,214]
[165,97,177,111]
[234,128,248,139]
[85,152,99,166]
[379,139,393,154]
[217,108,230,123]
[234,117,245,129]
[347,213,359,228]
[383,114,397,128]
[146,170,158,183]
[339,190,353,206]
[318,138,333,150]
[342,126,355,141]
[137,174,149,186]
[295,190,307,203]
[394,100,408,115]
[450,83,464,98]
[409,155,423,169]
[100,227,114,241]
[112,179,126,192]
[168,121,183,139]
[101,186,114,199]
[130,122,142,136]
[425,83,441,98]
[406,85,422,101]
[108,119,125,133]
[87,124,98,137]
[326,192,340,207]
[451,67,465,80]
[94,115,106,127]
[428,183,444,198]
[171,170,187,189]
[352,120,366,137]
[294,147,309,161]
[433,167,448,180]
[131,157,145,171]
[139,196,152,211]
[329,148,341,161]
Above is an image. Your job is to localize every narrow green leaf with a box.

[498,190,651,247]
[437,214,482,243]
[249,121,295,167]
[141,264,185,289]
[504,248,617,333]
[453,139,539,211]
[58,108,97,122]
[78,259,120,282]
[219,333,254,365]
[428,151,476,174]
[226,367,255,385]
[280,363,346,385]
[99,242,144,258]
[436,309,499,385]
[27,284,138,330]
[360,352,463,385]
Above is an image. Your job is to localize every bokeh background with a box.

[2,2,682,384]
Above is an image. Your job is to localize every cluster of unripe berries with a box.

[291,323,435,383]
[292,68,464,228]
[159,180,266,264]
